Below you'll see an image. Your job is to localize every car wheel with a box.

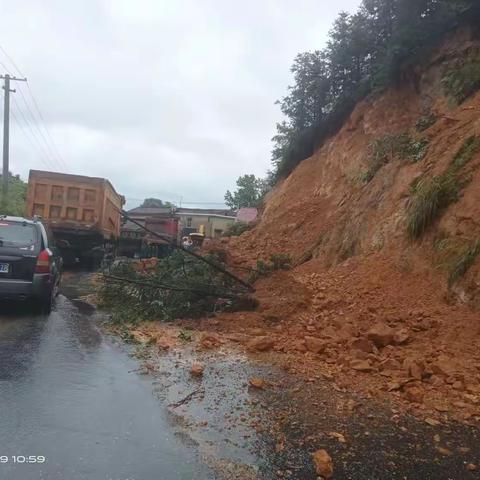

[34,288,54,315]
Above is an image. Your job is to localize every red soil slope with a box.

[214,28,480,422]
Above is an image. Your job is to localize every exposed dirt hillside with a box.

[210,28,480,422]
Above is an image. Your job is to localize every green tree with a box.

[140,198,175,208]
[224,175,266,210]
[271,0,480,181]
[0,173,27,216]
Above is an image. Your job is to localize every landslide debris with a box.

[208,29,480,423]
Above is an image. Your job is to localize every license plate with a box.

[0,263,9,274]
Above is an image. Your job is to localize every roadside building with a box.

[236,207,258,224]
[119,206,178,257]
[175,208,235,239]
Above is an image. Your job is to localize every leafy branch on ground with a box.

[362,133,429,182]
[407,136,480,238]
[99,251,253,324]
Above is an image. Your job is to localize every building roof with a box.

[236,207,258,223]
[127,206,173,216]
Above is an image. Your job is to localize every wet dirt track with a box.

[0,294,214,480]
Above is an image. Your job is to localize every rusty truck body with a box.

[25,170,124,264]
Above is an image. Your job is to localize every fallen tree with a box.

[99,251,256,323]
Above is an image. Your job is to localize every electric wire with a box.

[0,46,67,172]
[1,90,57,170]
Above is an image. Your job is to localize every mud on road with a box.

[119,323,480,480]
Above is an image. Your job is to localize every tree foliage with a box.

[272,0,480,180]
[224,174,267,210]
[0,173,27,216]
[140,198,175,209]
[99,251,252,323]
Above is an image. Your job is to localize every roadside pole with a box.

[1,74,27,210]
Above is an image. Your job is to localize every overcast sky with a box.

[0,0,360,208]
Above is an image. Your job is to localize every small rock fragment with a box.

[246,336,275,352]
[425,417,441,426]
[200,333,222,349]
[436,446,453,457]
[327,431,346,443]
[350,359,374,372]
[249,377,266,389]
[367,325,395,348]
[351,338,374,353]
[304,336,326,354]
[466,463,478,471]
[393,328,410,345]
[405,386,424,403]
[312,449,333,479]
[431,356,456,377]
[190,362,204,377]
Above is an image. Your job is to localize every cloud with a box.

[1,0,361,207]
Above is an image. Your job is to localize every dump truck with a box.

[25,170,124,265]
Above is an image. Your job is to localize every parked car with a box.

[0,215,62,313]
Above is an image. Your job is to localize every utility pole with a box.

[1,73,27,210]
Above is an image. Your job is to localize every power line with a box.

[125,197,228,206]
[10,96,60,171]
[1,90,57,171]
[14,83,66,172]
[0,46,67,172]
[10,107,57,171]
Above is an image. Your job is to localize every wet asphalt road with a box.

[0,294,214,480]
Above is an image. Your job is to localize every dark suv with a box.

[0,216,62,313]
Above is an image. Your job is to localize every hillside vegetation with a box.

[0,174,27,216]
[272,0,480,180]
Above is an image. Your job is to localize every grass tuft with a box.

[407,136,480,239]
[415,114,437,132]
[442,56,480,105]
[407,173,461,238]
[452,135,480,169]
[363,133,429,182]
[448,240,480,287]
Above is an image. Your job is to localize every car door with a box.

[41,223,62,286]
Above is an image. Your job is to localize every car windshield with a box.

[0,221,37,249]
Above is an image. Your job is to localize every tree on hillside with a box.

[0,173,27,216]
[224,175,266,211]
[140,198,175,209]
[272,0,480,180]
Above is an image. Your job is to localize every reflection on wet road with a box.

[0,296,213,480]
